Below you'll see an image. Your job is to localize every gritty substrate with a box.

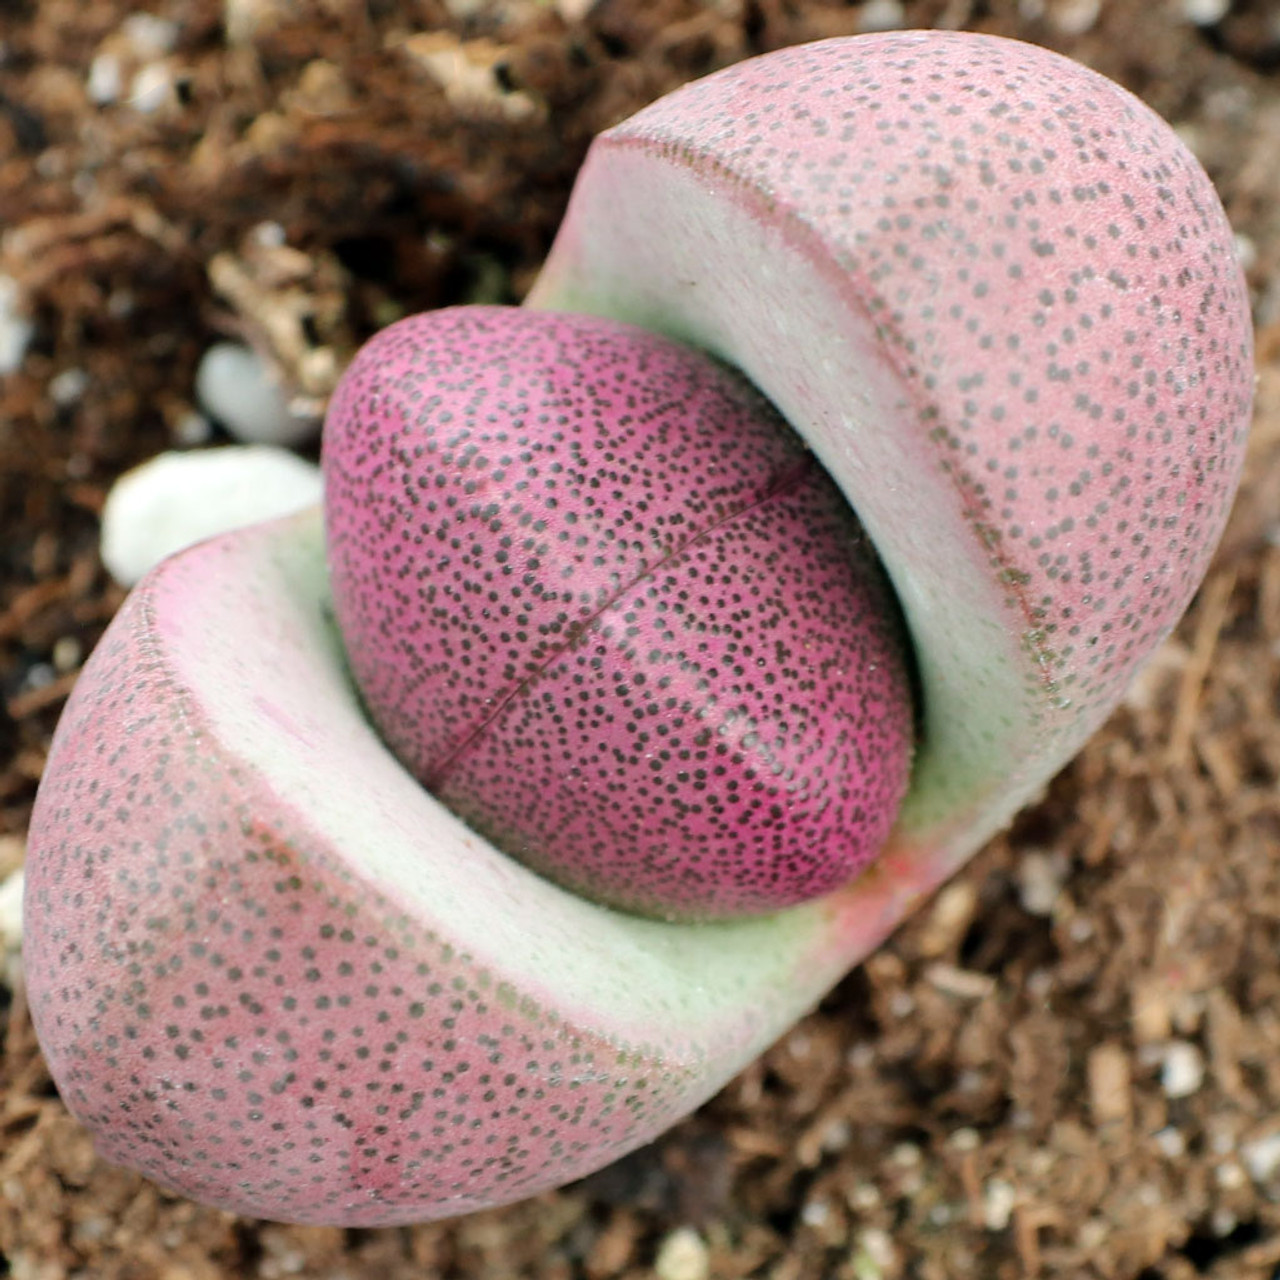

[2,1,1280,1277]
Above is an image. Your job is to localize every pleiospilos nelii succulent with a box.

[23,31,1253,1226]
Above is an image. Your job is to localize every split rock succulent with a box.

[23,31,1253,1226]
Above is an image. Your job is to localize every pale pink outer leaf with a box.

[24,511,916,1225]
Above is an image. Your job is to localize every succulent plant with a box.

[23,31,1252,1227]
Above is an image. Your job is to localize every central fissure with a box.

[421,455,820,792]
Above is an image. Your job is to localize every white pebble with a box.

[122,12,178,56]
[847,1042,876,1070]
[1153,1126,1187,1158]
[88,52,124,105]
[1025,967,1054,998]
[821,1117,852,1152]
[1050,0,1101,34]
[129,62,175,113]
[847,1181,881,1210]
[0,275,33,375]
[856,1227,896,1270]
[1241,1132,1280,1182]
[1182,0,1230,24]
[1161,1041,1206,1099]
[1234,232,1258,273]
[801,1198,829,1227]
[1069,915,1094,942]
[23,662,54,692]
[250,220,288,249]
[654,1227,709,1280]
[440,0,490,17]
[0,868,23,988]
[983,1178,1017,1231]
[1079,1219,1109,1249]
[51,636,82,674]
[0,868,23,949]
[555,0,599,20]
[71,1216,110,1244]
[195,342,318,447]
[100,445,322,585]
[889,990,915,1018]
[49,368,90,406]
[892,1142,922,1167]
[858,0,906,32]
[1017,849,1068,916]
[1211,1207,1238,1236]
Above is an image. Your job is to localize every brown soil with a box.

[2,1,1279,1277]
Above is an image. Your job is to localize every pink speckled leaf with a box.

[323,308,914,919]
